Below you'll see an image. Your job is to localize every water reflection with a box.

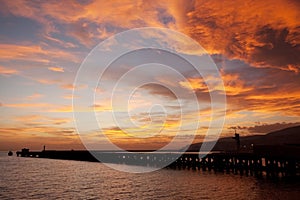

[0,153,299,199]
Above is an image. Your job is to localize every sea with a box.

[0,152,299,199]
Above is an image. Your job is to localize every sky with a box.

[0,0,299,151]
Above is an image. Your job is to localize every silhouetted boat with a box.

[8,151,13,156]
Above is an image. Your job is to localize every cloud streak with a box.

[48,66,64,72]
[0,66,19,76]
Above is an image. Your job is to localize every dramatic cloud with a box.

[2,1,298,70]
[185,0,300,72]
[220,61,300,116]
[0,1,299,150]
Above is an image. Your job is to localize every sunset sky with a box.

[0,0,299,151]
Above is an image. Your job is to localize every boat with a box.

[8,151,13,156]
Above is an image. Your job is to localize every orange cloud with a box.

[60,84,74,90]
[44,35,78,48]
[2,0,299,71]
[36,79,62,85]
[48,66,64,72]
[92,104,112,112]
[184,0,300,72]
[0,66,19,76]
[179,74,253,96]
[0,125,82,151]
[63,94,78,99]
[3,103,53,108]
[60,83,87,90]
[226,82,300,117]
[179,65,300,118]
[0,44,80,63]
[179,77,208,91]
[221,73,254,96]
[101,126,176,150]
[50,105,73,113]
[3,102,75,114]
[26,93,44,100]
[0,0,182,47]
[51,103,112,113]
[14,115,71,126]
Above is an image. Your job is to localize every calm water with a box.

[0,152,299,199]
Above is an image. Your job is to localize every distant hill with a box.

[187,125,300,152]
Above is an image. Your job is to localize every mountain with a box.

[187,125,300,152]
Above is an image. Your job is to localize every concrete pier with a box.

[16,148,299,178]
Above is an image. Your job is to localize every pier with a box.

[16,147,299,178]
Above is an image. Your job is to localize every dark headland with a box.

[187,125,300,156]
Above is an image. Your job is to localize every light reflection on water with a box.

[0,152,299,199]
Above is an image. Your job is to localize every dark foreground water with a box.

[0,152,299,199]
